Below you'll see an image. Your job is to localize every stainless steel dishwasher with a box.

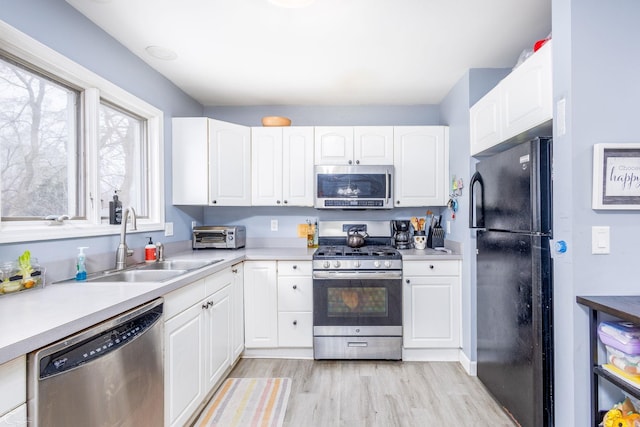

[27,298,164,427]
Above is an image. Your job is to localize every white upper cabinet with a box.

[315,126,393,165]
[393,126,449,207]
[353,126,394,164]
[172,117,209,205]
[470,85,502,155]
[252,126,314,206]
[314,127,354,165]
[172,117,251,205]
[470,40,552,156]
[209,119,251,205]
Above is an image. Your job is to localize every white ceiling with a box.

[66,0,551,107]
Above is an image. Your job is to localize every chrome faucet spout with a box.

[115,207,137,270]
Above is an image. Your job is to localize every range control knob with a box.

[333,260,341,268]
[384,260,392,268]
[323,261,330,269]
[353,260,361,268]
[373,260,381,268]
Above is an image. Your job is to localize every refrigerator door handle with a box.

[469,171,485,229]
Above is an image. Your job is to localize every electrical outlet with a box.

[191,221,197,229]
[164,222,174,237]
[271,219,278,231]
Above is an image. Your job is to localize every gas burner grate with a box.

[314,245,401,259]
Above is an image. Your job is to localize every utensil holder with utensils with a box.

[427,226,445,249]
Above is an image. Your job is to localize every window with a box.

[98,102,148,219]
[0,21,164,243]
[0,56,81,219]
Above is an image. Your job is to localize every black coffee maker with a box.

[392,220,412,249]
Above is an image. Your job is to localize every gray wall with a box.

[0,0,204,279]
[439,68,515,366]
[204,105,441,127]
[552,0,640,425]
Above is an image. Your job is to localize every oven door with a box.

[313,271,402,334]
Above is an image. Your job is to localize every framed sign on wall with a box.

[592,143,640,209]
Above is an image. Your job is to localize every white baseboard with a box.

[459,351,477,376]
[401,347,461,362]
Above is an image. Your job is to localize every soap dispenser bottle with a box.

[76,247,88,281]
[145,237,157,262]
[109,191,122,224]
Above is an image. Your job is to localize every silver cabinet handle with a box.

[429,265,435,269]
[292,284,297,290]
[293,320,297,326]
[406,279,410,284]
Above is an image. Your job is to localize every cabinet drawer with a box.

[278,261,312,276]
[0,356,25,417]
[204,268,233,296]
[164,279,206,320]
[403,260,459,276]
[277,277,313,311]
[278,312,313,347]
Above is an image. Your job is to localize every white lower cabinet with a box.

[164,267,235,427]
[244,261,279,348]
[231,262,245,360]
[244,260,312,349]
[403,260,461,349]
[0,356,26,425]
[277,261,313,347]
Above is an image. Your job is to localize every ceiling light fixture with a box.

[145,45,178,61]
[268,0,316,8]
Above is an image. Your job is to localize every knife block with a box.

[427,226,445,248]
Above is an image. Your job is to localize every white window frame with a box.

[0,21,164,243]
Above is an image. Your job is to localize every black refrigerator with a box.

[470,137,554,427]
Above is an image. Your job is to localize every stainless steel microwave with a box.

[314,165,394,209]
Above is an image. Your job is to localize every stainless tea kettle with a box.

[347,227,368,248]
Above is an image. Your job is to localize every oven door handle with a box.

[312,271,402,280]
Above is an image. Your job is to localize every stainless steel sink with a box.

[55,258,224,284]
[138,259,223,271]
[85,269,188,283]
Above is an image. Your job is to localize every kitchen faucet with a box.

[115,207,137,270]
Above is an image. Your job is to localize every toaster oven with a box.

[192,225,246,249]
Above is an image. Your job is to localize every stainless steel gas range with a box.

[312,221,402,360]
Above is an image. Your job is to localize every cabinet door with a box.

[209,119,251,206]
[501,41,552,142]
[314,126,354,165]
[204,285,231,391]
[251,127,283,206]
[470,86,502,156]
[282,127,314,206]
[165,303,204,427]
[231,263,245,360]
[403,275,460,348]
[354,126,394,165]
[393,126,449,206]
[172,118,209,205]
[243,261,278,348]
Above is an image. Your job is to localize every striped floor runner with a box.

[195,378,291,427]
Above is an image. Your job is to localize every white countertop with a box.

[0,246,459,365]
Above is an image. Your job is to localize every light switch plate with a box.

[591,226,610,254]
[165,222,174,237]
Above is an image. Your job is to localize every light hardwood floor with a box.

[224,358,517,427]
